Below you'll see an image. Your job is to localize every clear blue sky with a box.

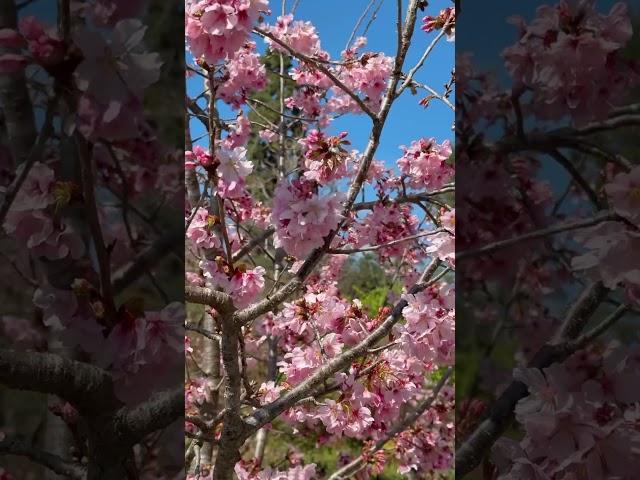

[187,0,455,181]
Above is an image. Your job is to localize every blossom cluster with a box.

[185,0,270,64]
[422,6,456,42]
[397,138,453,191]
[264,14,324,57]
[183,2,456,478]
[217,42,268,107]
[0,16,64,73]
[272,179,344,258]
[253,281,455,475]
[201,258,266,308]
[573,165,640,306]
[299,130,351,184]
[494,343,640,479]
[503,1,638,123]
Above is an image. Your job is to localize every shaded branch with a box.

[0,97,56,225]
[457,211,621,261]
[0,349,118,415]
[0,438,85,479]
[116,387,183,446]
[547,150,603,209]
[112,230,182,294]
[76,133,117,324]
[253,27,377,120]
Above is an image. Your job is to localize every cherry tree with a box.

[184,1,455,479]
[455,1,640,478]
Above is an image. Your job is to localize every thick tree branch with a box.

[186,285,235,314]
[211,315,245,480]
[0,438,86,480]
[115,387,183,446]
[0,349,118,415]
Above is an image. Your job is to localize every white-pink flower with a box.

[605,165,640,226]
[272,179,343,258]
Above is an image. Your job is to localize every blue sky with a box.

[187,0,455,179]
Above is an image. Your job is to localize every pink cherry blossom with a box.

[18,16,65,66]
[299,130,351,184]
[7,163,54,212]
[272,179,343,258]
[502,1,637,124]
[397,138,453,191]
[186,0,269,64]
[216,146,253,198]
[605,165,640,226]
[422,7,456,41]
[265,14,324,57]
[0,29,26,49]
[217,42,268,108]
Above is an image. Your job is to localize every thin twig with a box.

[254,27,377,120]
[329,229,450,254]
[457,211,621,260]
[0,97,57,226]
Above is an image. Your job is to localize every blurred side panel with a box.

[456,1,640,478]
[0,1,185,478]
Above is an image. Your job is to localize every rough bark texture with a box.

[0,349,183,479]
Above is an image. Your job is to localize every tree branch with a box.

[397,16,453,97]
[0,1,37,165]
[76,133,117,324]
[0,97,56,226]
[232,226,276,263]
[328,229,450,254]
[186,285,235,314]
[457,211,621,261]
[115,387,183,446]
[234,0,422,327]
[112,230,182,294]
[253,27,377,120]
[243,258,443,433]
[0,438,86,480]
[0,349,118,415]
